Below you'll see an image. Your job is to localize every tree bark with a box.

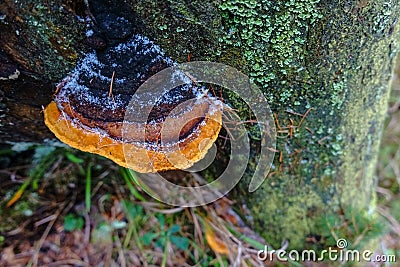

[1,0,399,250]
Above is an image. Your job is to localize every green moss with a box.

[218,0,322,100]
[245,175,325,249]
[131,0,222,63]
[316,206,386,251]
[15,0,88,81]
[222,0,399,250]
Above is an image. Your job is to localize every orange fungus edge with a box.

[43,101,222,173]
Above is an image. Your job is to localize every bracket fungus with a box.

[44,34,222,172]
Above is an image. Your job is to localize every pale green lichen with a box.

[331,79,348,114]
[218,0,322,102]
[14,0,87,81]
[131,0,222,62]
[222,0,399,250]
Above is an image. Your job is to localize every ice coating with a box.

[55,31,222,122]
[85,29,94,37]
[45,33,224,172]
[55,34,207,114]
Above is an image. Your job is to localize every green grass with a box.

[0,66,399,266]
[375,68,400,260]
[0,145,229,266]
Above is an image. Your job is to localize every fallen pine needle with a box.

[7,178,31,207]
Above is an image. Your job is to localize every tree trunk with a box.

[1,0,399,250]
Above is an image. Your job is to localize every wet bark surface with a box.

[1,71,53,142]
[0,0,143,142]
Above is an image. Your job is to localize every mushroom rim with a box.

[43,101,222,173]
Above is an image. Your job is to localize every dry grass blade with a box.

[28,201,67,267]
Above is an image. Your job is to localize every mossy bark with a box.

[1,0,399,250]
[0,0,88,142]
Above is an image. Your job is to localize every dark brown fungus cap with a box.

[44,34,222,172]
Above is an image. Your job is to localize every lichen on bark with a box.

[222,0,399,249]
[0,0,88,81]
[130,0,400,249]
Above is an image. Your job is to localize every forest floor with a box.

[0,70,399,267]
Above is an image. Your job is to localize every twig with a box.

[108,71,116,108]
[115,234,127,267]
[377,207,400,237]
[27,201,68,267]
[297,107,314,128]
[48,259,90,267]
[34,215,57,227]
[108,71,115,98]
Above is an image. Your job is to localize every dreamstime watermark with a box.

[122,62,276,206]
[257,239,397,263]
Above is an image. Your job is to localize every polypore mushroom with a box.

[43,34,222,172]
